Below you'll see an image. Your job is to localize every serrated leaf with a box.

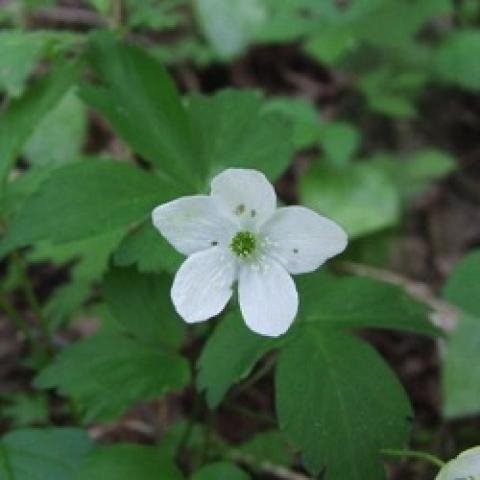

[194,0,266,59]
[0,58,81,187]
[0,428,92,480]
[75,444,184,480]
[318,121,360,166]
[299,163,400,238]
[113,220,182,274]
[239,430,293,467]
[297,271,439,336]
[197,312,277,408]
[34,331,190,421]
[192,462,250,480]
[103,266,185,349]
[263,97,320,150]
[81,32,198,189]
[276,327,412,477]
[433,30,480,91]
[0,160,177,257]
[24,90,87,166]
[187,89,293,183]
[442,250,480,418]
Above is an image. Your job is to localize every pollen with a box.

[230,231,256,258]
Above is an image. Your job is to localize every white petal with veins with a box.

[152,195,236,255]
[261,206,348,274]
[211,168,277,229]
[171,247,237,323]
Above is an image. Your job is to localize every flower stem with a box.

[381,448,445,469]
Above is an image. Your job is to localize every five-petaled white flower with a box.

[436,447,480,480]
[152,168,347,337]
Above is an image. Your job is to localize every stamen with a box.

[230,231,256,258]
[235,204,246,215]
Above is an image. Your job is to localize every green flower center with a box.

[230,231,257,258]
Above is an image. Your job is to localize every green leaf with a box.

[318,121,360,166]
[433,29,480,91]
[276,327,412,477]
[113,220,183,274]
[24,90,87,166]
[0,160,176,257]
[28,230,124,330]
[239,430,293,467]
[75,444,183,480]
[0,428,92,480]
[0,393,49,428]
[187,89,293,183]
[194,0,265,59]
[197,312,277,408]
[299,162,400,238]
[443,250,480,318]
[81,33,198,189]
[0,30,79,97]
[34,331,190,421]
[442,250,480,418]
[0,58,81,187]
[297,271,439,336]
[191,462,250,480]
[103,267,185,349]
[263,97,320,150]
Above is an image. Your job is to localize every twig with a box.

[337,261,459,332]
[30,7,105,28]
[229,450,312,480]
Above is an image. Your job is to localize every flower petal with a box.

[238,257,298,337]
[171,247,236,323]
[152,195,236,255]
[210,168,277,229]
[261,206,348,274]
[436,447,480,480]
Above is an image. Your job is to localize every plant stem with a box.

[381,448,445,469]
[0,293,33,342]
[11,252,52,353]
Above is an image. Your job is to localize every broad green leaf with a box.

[0,160,176,257]
[75,444,183,480]
[299,162,400,238]
[187,89,293,183]
[239,430,293,467]
[24,90,86,166]
[103,266,185,349]
[318,121,360,166]
[35,331,190,421]
[81,33,198,189]
[194,0,266,59]
[197,312,277,408]
[442,250,480,417]
[263,97,319,150]
[113,220,183,274]
[0,428,92,480]
[0,58,81,188]
[433,30,480,91]
[276,327,412,477]
[297,271,439,336]
[192,462,250,480]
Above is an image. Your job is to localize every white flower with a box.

[436,447,480,480]
[152,168,347,337]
